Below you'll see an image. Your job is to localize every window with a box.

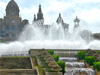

[12,25,15,31]
[6,25,9,31]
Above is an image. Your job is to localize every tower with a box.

[56,13,64,24]
[33,4,44,27]
[0,0,28,42]
[74,16,80,29]
[37,4,44,20]
[56,13,69,31]
[33,14,37,22]
[4,0,22,41]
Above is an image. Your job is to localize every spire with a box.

[37,4,44,20]
[39,4,42,12]
[59,13,61,18]
[34,14,36,21]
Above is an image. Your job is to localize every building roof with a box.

[6,0,19,11]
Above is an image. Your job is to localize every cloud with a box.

[76,0,100,3]
[20,5,38,23]
[0,0,100,33]
[0,1,7,18]
[79,8,100,23]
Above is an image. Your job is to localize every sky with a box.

[0,0,100,33]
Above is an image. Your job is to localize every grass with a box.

[37,65,45,75]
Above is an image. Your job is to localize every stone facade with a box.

[0,0,28,42]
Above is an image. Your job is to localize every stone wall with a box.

[0,69,37,75]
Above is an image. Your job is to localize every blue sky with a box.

[0,0,100,33]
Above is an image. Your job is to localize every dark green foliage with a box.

[47,50,54,55]
[97,51,100,54]
[52,55,59,62]
[93,62,100,71]
[57,61,65,75]
[85,56,96,66]
[77,51,86,60]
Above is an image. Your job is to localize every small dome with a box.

[6,0,19,11]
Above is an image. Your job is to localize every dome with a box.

[6,0,19,11]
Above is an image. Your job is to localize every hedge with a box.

[52,55,59,62]
[47,50,54,55]
[77,51,86,60]
[57,61,65,75]
[85,56,96,66]
[93,62,100,71]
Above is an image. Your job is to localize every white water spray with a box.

[0,23,100,56]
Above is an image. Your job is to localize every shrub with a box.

[57,61,65,75]
[97,51,100,54]
[47,50,54,55]
[77,51,86,60]
[52,55,59,62]
[85,56,96,66]
[93,62,100,71]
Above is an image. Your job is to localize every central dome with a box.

[6,0,19,11]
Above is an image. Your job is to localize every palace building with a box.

[0,0,78,42]
[0,0,29,42]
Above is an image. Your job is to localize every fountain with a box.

[65,62,85,68]
[65,68,95,75]
[0,22,100,56]
[59,56,95,75]
[0,19,99,75]
[59,57,77,62]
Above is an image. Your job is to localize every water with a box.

[59,57,77,62]
[0,22,100,56]
[65,68,95,75]
[59,57,95,75]
[65,62,85,68]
